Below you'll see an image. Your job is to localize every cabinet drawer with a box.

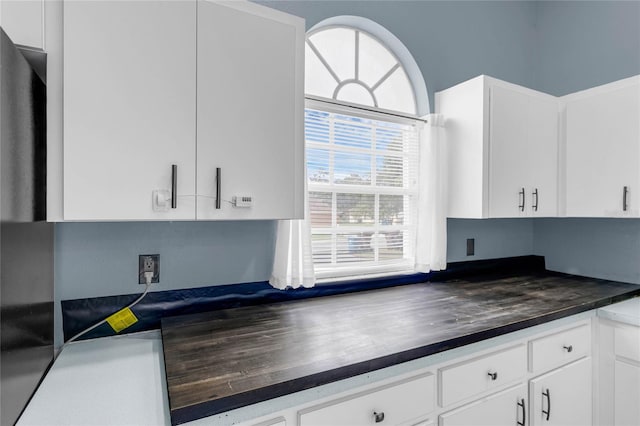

[529,324,590,372]
[615,324,640,362]
[439,384,527,426]
[298,373,435,426]
[439,344,526,407]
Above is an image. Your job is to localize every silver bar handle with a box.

[623,186,629,211]
[215,167,221,209]
[519,188,525,212]
[533,188,539,212]
[171,164,177,209]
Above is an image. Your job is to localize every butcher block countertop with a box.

[161,271,640,425]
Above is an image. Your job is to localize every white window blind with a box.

[305,100,421,280]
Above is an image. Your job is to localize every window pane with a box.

[336,233,374,263]
[336,193,374,225]
[334,117,372,150]
[309,192,332,227]
[304,43,338,99]
[335,82,375,107]
[376,123,405,152]
[376,155,404,187]
[379,195,404,225]
[311,234,332,264]
[374,67,416,114]
[358,32,398,89]
[308,28,355,81]
[305,109,330,144]
[334,152,371,185]
[379,231,404,260]
[307,148,330,183]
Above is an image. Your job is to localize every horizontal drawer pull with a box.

[373,411,385,423]
[487,371,498,381]
[563,345,573,353]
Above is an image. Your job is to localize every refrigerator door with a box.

[0,28,53,426]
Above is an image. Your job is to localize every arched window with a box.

[303,20,427,281]
[305,27,417,115]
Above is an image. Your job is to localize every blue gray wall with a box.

[54,1,640,345]
[531,1,640,284]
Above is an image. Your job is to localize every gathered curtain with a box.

[269,172,316,289]
[415,113,448,273]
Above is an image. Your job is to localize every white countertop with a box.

[598,296,640,326]
[17,331,170,426]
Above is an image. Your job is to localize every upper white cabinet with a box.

[437,75,559,218]
[61,0,303,221]
[1,0,44,49]
[63,0,197,221]
[196,0,304,220]
[562,76,640,217]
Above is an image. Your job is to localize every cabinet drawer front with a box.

[439,384,527,426]
[298,373,434,426]
[615,325,640,362]
[529,324,590,373]
[439,344,526,407]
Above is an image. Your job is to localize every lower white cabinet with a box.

[529,357,592,426]
[597,305,640,426]
[614,359,640,426]
[439,384,527,426]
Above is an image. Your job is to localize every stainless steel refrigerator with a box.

[0,28,53,425]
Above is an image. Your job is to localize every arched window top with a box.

[306,25,418,116]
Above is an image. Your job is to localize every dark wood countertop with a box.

[161,271,640,425]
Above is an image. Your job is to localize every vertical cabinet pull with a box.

[373,411,385,423]
[171,164,177,209]
[517,398,526,426]
[623,186,629,211]
[542,388,551,421]
[215,167,221,209]
[532,188,539,212]
[519,188,525,212]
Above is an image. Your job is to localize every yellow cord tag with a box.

[106,307,138,333]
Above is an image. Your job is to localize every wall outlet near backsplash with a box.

[466,239,475,256]
[138,254,160,284]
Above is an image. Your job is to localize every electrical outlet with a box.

[138,254,160,284]
[466,238,475,256]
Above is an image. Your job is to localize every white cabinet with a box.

[63,0,197,221]
[597,303,640,426]
[196,0,304,220]
[436,75,558,218]
[439,384,527,426]
[0,0,44,49]
[61,0,303,221]
[529,357,592,426]
[563,76,640,217]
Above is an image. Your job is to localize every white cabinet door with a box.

[63,0,197,220]
[439,384,527,426]
[529,357,592,426]
[196,0,304,220]
[565,78,640,217]
[489,85,558,218]
[614,360,640,426]
[489,85,529,218]
[1,0,43,49]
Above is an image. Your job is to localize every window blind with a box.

[305,100,421,280]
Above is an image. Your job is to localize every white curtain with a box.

[269,183,316,289]
[415,113,448,273]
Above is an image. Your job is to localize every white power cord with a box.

[61,271,154,349]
